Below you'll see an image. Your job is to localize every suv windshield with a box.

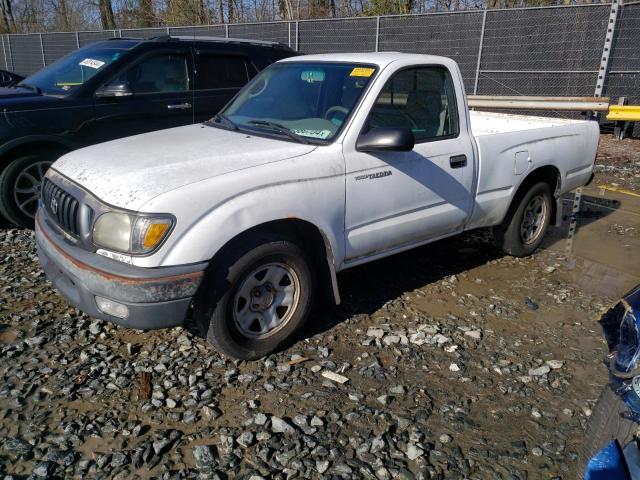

[220,62,377,143]
[20,46,129,95]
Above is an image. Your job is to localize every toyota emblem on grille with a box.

[50,197,58,215]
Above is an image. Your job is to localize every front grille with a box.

[42,179,80,236]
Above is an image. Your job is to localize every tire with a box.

[0,153,55,228]
[580,386,638,476]
[194,232,315,360]
[494,181,552,257]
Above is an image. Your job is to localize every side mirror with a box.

[356,127,415,152]
[95,81,132,98]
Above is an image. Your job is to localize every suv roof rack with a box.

[140,34,291,49]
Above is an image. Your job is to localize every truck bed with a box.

[469,110,590,136]
[465,110,599,231]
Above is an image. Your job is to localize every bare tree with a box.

[138,0,155,26]
[0,0,17,32]
[97,0,116,28]
[56,0,71,29]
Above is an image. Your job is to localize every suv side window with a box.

[196,54,249,90]
[112,53,190,94]
[367,66,459,142]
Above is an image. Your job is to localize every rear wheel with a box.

[0,153,55,228]
[194,232,315,360]
[494,181,552,257]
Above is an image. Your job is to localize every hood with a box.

[0,89,68,112]
[53,124,317,210]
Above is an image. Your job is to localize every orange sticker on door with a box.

[350,67,375,77]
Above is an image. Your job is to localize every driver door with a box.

[90,47,194,144]
[343,66,474,262]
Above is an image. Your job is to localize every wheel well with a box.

[0,141,70,171]
[216,219,338,305]
[513,165,561,225]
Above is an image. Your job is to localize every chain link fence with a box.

[0,2,638,107]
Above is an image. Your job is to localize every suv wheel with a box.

[194,232,315,360]
[0,153,54,228]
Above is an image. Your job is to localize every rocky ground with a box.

[1,134,639,480]
[593,134,640,192]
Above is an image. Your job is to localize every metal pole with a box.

[1,36,7,70]
[75,31,80,48]
[375,16,380,52]
[295,21,299,51]
[6,35,13,71]
[288,22,291,47]
[594,0,621,97]
[39,33,46,67]
[473,9,487,95]
[225,24,229,38]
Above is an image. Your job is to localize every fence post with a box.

[225,24,229,38]
[473,9,487,95]
[39,33,46,67]
[594,0,621,98]
[375,16,380,52]
[6,35,12,71]
[75,31,80,48]
[1,36,7,70]
[295,21,299,51]
[288,22,291,47]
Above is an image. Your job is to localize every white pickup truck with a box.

[36,52,599,359]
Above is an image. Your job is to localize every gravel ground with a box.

[593,134,640,192]
[1,135,639,480]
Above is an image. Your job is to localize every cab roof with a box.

[278,52,451,68]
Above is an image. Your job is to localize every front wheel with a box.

[494,181,552,257]
[194,233,315,360]
[0,153,54,228]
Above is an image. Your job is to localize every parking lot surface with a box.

[1,134,639,479]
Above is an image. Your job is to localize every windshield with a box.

[220,62,377,143]
[21,46,129,95]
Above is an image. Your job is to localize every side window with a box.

[196,54,249,90]
[367,67,459,142]
[111,54,189,94]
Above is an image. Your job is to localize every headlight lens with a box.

[93,212,173,254]
[93,212,131,252]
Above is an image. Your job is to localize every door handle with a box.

[449,154,467,168]
[167,102,192,110]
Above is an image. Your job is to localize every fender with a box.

[0,134,78,158]
[134,146,347,302]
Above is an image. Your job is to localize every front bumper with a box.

[35,210,207,330]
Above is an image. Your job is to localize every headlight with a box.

[93,212,173,254]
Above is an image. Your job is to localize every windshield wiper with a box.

[207,113,237,131]
[248,120,310,145]
[15,82,42,94]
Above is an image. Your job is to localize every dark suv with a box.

[0,35,296,227]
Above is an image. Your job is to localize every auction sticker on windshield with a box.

[79,58,106,69]
[292,129,332,139]
[350,67,375,77]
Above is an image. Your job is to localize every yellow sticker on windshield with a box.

[350,67,375,77]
